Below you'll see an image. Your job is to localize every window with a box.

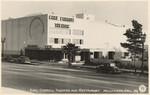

[73,29,84,36]
[80,39,83,44]
[54,38,58,44]
[52,38,71,44]
[62,39,64,44]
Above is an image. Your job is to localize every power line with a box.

[105,20,125,27]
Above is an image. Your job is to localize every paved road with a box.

[2,62,148,94]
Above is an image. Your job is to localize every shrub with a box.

[2,55,14,62]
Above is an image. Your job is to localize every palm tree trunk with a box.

[68,53,72,67]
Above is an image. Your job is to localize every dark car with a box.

[2,55,14,62]
[96,63,122,74]
[17,56,31,64]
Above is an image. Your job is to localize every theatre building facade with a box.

[1,13,96,61]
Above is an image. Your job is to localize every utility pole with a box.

[105,43,110,59]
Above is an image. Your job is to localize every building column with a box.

[63,53,66,59]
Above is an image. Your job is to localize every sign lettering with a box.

[49,15,74,22]
[60,17,74,22]
[49,15,58,20]
[55,23,69,28]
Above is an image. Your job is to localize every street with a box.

[2,62,148,93]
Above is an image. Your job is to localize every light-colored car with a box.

[17,56,31,64]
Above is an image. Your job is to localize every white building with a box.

[2,13,95,55]
[2,12,148,60]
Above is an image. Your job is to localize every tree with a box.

[62,43,80,67]
[120,20,146,73]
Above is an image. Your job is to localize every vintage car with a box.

[96,63,122,74]
[17,56,31,64]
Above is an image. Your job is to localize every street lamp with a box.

[141,33,146,74]
[1,38,6,57]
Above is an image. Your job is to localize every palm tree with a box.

[62,43,79,67]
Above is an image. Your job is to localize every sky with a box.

[1,1,148,29]
[1,0,149,54]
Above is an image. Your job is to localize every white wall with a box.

[2,14,48,54]
[47,13,129,56]
[83,20,127,55]
[47,14,85,48]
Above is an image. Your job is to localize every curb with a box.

[80,65,148,75]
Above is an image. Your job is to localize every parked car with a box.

[2,55,14,62]
[9,58,17,63]
[96,63,122,74]
[17,56,31,64]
